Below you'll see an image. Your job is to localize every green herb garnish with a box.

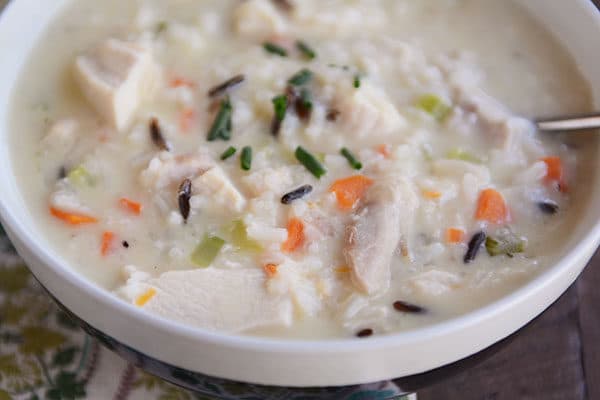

[296,40,317,60]
[485,234,527,257]
[263,42,288,57]
[155,21,168,37]
[272,95,288,121]
[288,69,313,86]
[207,98,233,141]
[341,148,363,170]
[353,75,361,89]
[241,146,252,171]
[220,146,237,161]
[416,94,452,121]
[190,235,226,268]
[295,146,327,178]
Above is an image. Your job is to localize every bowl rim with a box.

[0,0,600,386]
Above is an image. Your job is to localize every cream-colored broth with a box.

[10,0,594,339]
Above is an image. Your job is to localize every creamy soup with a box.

[10,0,595,339]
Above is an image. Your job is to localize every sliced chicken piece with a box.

[334,80,406,140]
[140,151,214,190]
[118,266,293,333]
[74,39,160,131]
[191,166,247,214]
[232,0,287,38]
[344,178,418,295]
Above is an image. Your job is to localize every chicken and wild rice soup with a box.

[10,0,595,338]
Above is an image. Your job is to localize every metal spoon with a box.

[537,112,600,132]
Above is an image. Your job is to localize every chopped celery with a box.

[226,220,262,252]
[446,148,482,164]
[485,234,527,257]
[416,94,452,121]
[67,166,95,186]
[190,235,226,268]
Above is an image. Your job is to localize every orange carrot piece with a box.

[329,175,375,211]
[376,144,392,158]
[170,77,196,88]
[119,198,143,216]
[475,188,509,224]
[446,228,465,244]
[423,190,442,200]
[50,207,98,225]
[541,156,567,192]
[179,108,196,132]
[336,266,351,274]
[263,264,279,278]
[101,231,115,257]
[136,288,157,307]
[281,218,305,253]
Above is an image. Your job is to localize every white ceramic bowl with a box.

[0,0,599,389]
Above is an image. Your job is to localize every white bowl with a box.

[0,0,599,388]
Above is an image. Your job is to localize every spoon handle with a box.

[537,113,600,132]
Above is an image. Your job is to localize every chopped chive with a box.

[271,94,288,136]
[295,88,313,121]
[296,40,317,60]
[464,231,486,264]
[207,98,233,141]
[340,148,362,170]
[263,42,288,57]
[295,146,327,178]
[353,75,361,89]
[241,146,252,171]
[288,69,313,86]
[281,185,313,204]
[220,146,237,161]
[208,74,245,98]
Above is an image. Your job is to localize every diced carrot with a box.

[423,190,442,200]
[376,144,392,158]
[179,108,196,133]
[281,218,305,253]
[475,188,509,224]
[119,198,143,216]
[101,231,115,257]
[135,288,157,307]
[329,175,375,211]
[50,207,98,225]
[263,264,279,278]
[170,77,196,88]
[336,266,351,274]
[446,228,465,244]
[541,156,568,193]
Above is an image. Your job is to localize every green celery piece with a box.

[67,166,95,186]
[485,234,526,257]
[447,148,483,164]
[227,220,262,253]
[191,235,226,268]
[416,94,452,121]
